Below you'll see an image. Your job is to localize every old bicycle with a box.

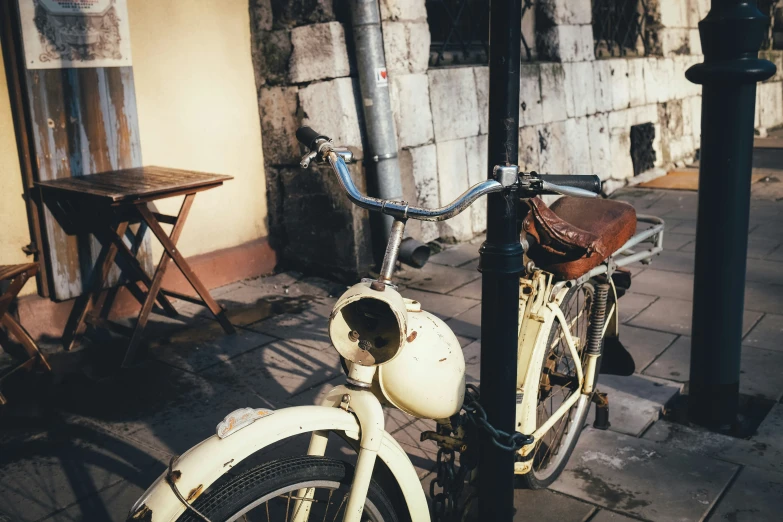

[128,127,664,522]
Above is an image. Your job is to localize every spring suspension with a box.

[586,282,611,355]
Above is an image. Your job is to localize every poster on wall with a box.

[17,0,132,69]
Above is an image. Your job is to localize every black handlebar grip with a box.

[296,126,330,151]
[538,174,602,194]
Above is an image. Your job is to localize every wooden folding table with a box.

[36,166,236,367]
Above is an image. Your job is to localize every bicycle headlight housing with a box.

[329,282,408,366]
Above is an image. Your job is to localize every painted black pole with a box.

[686,1,775,431]
[478,0,523,518]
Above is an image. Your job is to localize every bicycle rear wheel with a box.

[177,456,402,522]
[518,282,600,489]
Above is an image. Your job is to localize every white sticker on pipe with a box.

[375,67,388,86]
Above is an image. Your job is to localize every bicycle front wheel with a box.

[177,456,402,522]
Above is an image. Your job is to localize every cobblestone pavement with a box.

[1,185,782,521]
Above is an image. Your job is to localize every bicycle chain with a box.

[429,385,534,522]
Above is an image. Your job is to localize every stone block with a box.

[519,63,543,126]
[760,50,783,82]
[407,262,481,294]
[621,324,677,371]
[428,242,480,269]
[289,22,350,83]
[536,0,592,25]
[754,403,783,450]
[380,0,427,21]
[689,0,711,27]
[643,58,674,104]
[428,68,481,141]
[270,0,335,28]
[564,61,596,117]
[537,25,594,62]
[659,0,689,28]
[251,0,273,32]
[537,121,571,173]
[758,81,783,130]
[608,59,631,111]
[259,85,301,166]
[587,113,611,180]
[743,313,783,352]
[565,117,592,173]
[474,66,490,134]
[390,73,434,148]
[519,125,541,172]
[627,58,647,107]
[299,78,363,149]
[710,467,783,521]
[602,179,625,194]
[551,427,738,521]
[540,63,569,123]
[399,144,440,243]
[609,129,634,180]
[593,60,614,113]
[660,28,691,56]
[436,139,473,240]
[599,374,682,436]
[466,134,488,234]
[689,28,702,55]
[688,96,702,148]
[252,29,292,86]
[383,21,430,75]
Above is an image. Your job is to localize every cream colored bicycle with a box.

[127,128,664,522]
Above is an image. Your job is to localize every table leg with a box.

[1,314,52,372]
[137,199,235,335]
[62,221,129,351]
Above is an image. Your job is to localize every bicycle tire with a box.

[177,455,403,522]
[518,281,602,489]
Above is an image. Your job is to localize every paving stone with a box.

[202,339,342,408]
[620,324,677,371]
[630,269,694,300]
[550,427,739,521]
[646,250,695,274]
[40,477,157,522]
[0,419,164,522]
[150,321,276,373]
[745,258,783,286]
[246,296,336,350]
[618,293,657,324]
[744,281,783,315]
[663,232,695,251]
[754,403,783,451]
[512,488,596,521]
[449,277,481,300]
[644,336,783,400]
[399,288,478,321]
[590,510,642,522]
[405,263,481,294]
[630,297,761,337]
[644,420,783,475]
[743,314,783,352]
[463,339,480,384]
[709,466,783,522]
[767,244,783,262]
[446,304,481,341]
[429,242,480,267]
[599,374,682,436]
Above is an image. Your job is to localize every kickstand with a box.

[591,391,611,430]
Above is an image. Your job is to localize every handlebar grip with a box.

[296,126,330,151]
[538,174,601,194]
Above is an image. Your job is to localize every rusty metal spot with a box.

[439,357,447,362]
[407,331,418,343]
[169,469,181,483]
[224,458,235,467]
[47,118,55,128]
[186,484,204,502]
[130,505,153,521]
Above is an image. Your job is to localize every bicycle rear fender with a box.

[127,405,430,522]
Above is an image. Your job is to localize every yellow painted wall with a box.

[128,0,267,259]
[0,39,34,295]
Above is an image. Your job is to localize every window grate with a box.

[592,0,650,58]
[426,0,535,67]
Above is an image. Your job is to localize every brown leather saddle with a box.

[522,196,637,280]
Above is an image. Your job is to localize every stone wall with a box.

[251,0,783,276]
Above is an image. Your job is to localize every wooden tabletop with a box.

[35,166,233,203]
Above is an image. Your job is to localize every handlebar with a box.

[296,126,601,222]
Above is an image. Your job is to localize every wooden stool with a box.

[0,263,51,405]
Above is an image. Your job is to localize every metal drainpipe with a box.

[348,0,430,269]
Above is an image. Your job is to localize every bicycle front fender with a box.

[127,405,430,522]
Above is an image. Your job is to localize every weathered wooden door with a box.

[27,67,153,301]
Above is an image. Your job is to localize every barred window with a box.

[426,0,536,67]
[592,0,650,58]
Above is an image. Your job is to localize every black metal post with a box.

[686,0,775,431]
[478,0,523,518]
